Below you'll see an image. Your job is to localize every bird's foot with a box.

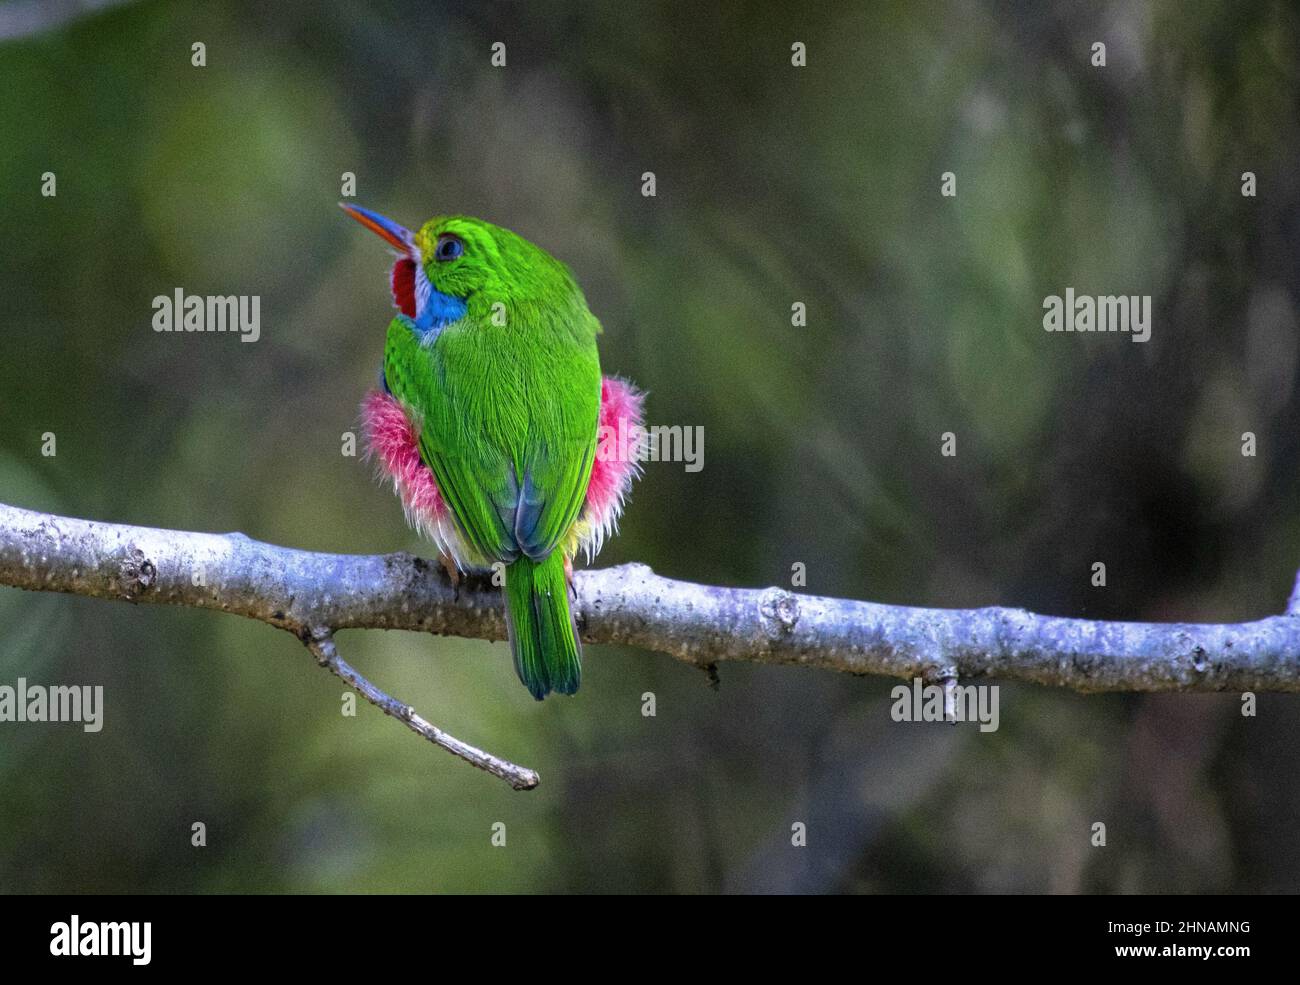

[439,552,461,598]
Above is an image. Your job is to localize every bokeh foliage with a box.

[1,0,1299,892]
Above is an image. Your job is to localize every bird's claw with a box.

[439,553,461,599]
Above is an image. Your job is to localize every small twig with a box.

[940,673,958,724]
[0,0,135,42]
[304,627,539,790]
[1286,570,1300,616]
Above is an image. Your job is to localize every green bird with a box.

[344,204,644,699]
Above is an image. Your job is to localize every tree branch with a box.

[3,502,1300,786]
[303,626,538,790]
[0,0,135,43]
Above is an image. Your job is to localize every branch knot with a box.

[118,546,156,600]
[759,587,800,639]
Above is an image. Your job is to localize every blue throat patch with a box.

[384,290,468,386]
[414,290,468,342]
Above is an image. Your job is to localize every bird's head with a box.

[340,204,578,331]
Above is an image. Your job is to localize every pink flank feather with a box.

[581,376,645,558]
[361,376,644,565]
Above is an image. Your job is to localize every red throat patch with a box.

[390,258,416,317]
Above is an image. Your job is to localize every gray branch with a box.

[0,0,134,42]
[3,501,1300,786]
[303,627,538,790]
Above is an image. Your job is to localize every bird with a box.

[342,203,643,700]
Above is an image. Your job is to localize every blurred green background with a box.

[2,0,1299,893]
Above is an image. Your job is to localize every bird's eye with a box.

[434,235,464,262]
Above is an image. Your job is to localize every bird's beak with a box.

[339,202,416,255]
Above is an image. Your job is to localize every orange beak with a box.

[339,202,416,254]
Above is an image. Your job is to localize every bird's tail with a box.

[504,553,581,700]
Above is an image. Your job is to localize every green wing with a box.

[383,314,599,565]
[417,438,519,562]
[513,432,597,558]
